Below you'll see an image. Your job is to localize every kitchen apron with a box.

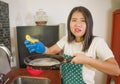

[61,54,86,84]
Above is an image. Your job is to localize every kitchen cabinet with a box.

[107,9,120,84]
[111,9,120,66]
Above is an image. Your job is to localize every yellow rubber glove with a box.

[26,35,39,44]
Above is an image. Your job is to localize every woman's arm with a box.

[71,54,120,76]
[87,57,120,76]
[45,44,62,55]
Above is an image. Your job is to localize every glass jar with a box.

[34,9,48,26]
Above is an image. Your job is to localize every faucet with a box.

[0,44,14,67]
[0,44,13,84]
[0,73,9,84]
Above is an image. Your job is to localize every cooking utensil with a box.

[24,54,73,70]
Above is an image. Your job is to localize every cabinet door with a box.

[111,9,120,66]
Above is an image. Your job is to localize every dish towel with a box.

[61,54,86,84]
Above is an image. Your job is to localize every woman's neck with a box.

[75,37,83,42]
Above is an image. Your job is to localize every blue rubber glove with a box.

[24,40,46,54]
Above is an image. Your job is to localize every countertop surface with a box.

[6,68,61,84]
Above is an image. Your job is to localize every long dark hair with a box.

[67,6,94,52]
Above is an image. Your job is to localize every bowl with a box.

[26,66,43,76]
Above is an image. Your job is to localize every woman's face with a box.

[70,11,86,41]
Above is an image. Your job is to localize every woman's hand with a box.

[24,35,46,54]
[24,40,46,53]
[71,53,91,64]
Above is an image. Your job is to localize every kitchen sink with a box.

[11,76,50,84]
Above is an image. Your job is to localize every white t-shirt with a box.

[57,35,114,84]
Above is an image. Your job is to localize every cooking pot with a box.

[24,54,73,70]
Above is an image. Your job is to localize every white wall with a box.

[1,0,120,84]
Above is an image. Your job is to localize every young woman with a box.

[24,6,120,84]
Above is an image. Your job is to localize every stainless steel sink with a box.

[11,76,50,84]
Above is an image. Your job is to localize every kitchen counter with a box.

[6,68,61,84]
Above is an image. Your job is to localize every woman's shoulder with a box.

[57,35,68,44]
[93,36,105,42]
[92,36,107,45]
[56,35,68,49]
[60,35,68,40]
